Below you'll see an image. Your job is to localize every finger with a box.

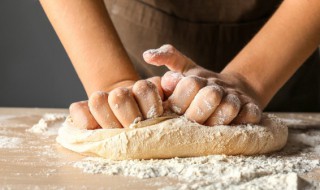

[169,76,207,115]
[108,88,143,128]
[69,101,101,130]
[147,76,164,100]
[205,94,241,126]
[88,91,122,129]
[132,80,164,119]
[161,71,184,98]
[232,103,262,124]
[143,44,196,73]
[185,85,224,124]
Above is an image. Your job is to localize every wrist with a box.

[86,79,138,97]
[106,79,138,92]
[221,68,270,109]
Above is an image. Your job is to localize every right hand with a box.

[69,78,164,129]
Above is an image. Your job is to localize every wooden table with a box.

[0,107,319,189]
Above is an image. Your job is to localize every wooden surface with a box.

[0,108,177,190]
[0,108,320,189]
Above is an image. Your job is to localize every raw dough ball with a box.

[56,114,288,160]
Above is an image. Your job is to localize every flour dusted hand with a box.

[70,44,263,130]
[143,44,262,125]
[69,78,164,129]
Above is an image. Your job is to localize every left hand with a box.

[143,44,262,125]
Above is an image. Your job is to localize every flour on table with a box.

[27,113,67,136]
[280,118,304,126]
[288,130,320,155]
[27,113,320,189]
[0,136,22,149]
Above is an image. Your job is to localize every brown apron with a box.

[104,0,320,112]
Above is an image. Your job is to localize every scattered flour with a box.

[73,129,320,190]
[287,130,320,155]
[24,113,320,189]
[147,105,157,118]
[0,136,22,149]
[143,47,169,59]
[203,99,213,110]
[0,115,17,120]
[26,113,67,136]
[281,118,304,126]
[128,117,142,129]
[171,105,182,114]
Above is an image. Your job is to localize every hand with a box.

[143,45,262,125]
[69,78,164,129]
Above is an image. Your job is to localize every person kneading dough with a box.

[39,0,320,159]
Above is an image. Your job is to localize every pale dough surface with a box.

[56,114,288,160]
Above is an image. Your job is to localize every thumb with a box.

[143,44,196,74]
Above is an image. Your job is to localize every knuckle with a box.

[148,76,161,84]
[165,71,183,80]
[164,71,175,77]
[197,86,224,109]
[225,94,241,110]
[180,76,205,87]
[108,87,131,104]
[69,102,78,112]
[246,103,262,118]
[162,72,183,88]
[69,101,86,112]
[89,91,107,107]
[236,103,262,124]
[133,80,156,95]
[162,72,171,83]
[203,85,224,97]
[90,91,106,100]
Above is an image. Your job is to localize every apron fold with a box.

[104,0,320,111]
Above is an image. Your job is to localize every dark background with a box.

[0,1,318,111]
[0,0,87,108]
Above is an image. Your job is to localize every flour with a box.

[25,113,320,189]
[0,136,22,149]
[171,105,182,114]
[144,48,169,59]
[73,128,320,190]
[128,117,142,129]
[147,105,157,118]
[280,118,304,126]
[287,129,320,155]
[27,113,67,136]
[0,115,16,120]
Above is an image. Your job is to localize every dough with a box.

[56,114,288,160]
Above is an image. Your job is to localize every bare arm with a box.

[222,0,320,108]
[40,0,139,96]
[141,0,320,125]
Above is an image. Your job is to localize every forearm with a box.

[40,0,139,96]
[222,0,320,108]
